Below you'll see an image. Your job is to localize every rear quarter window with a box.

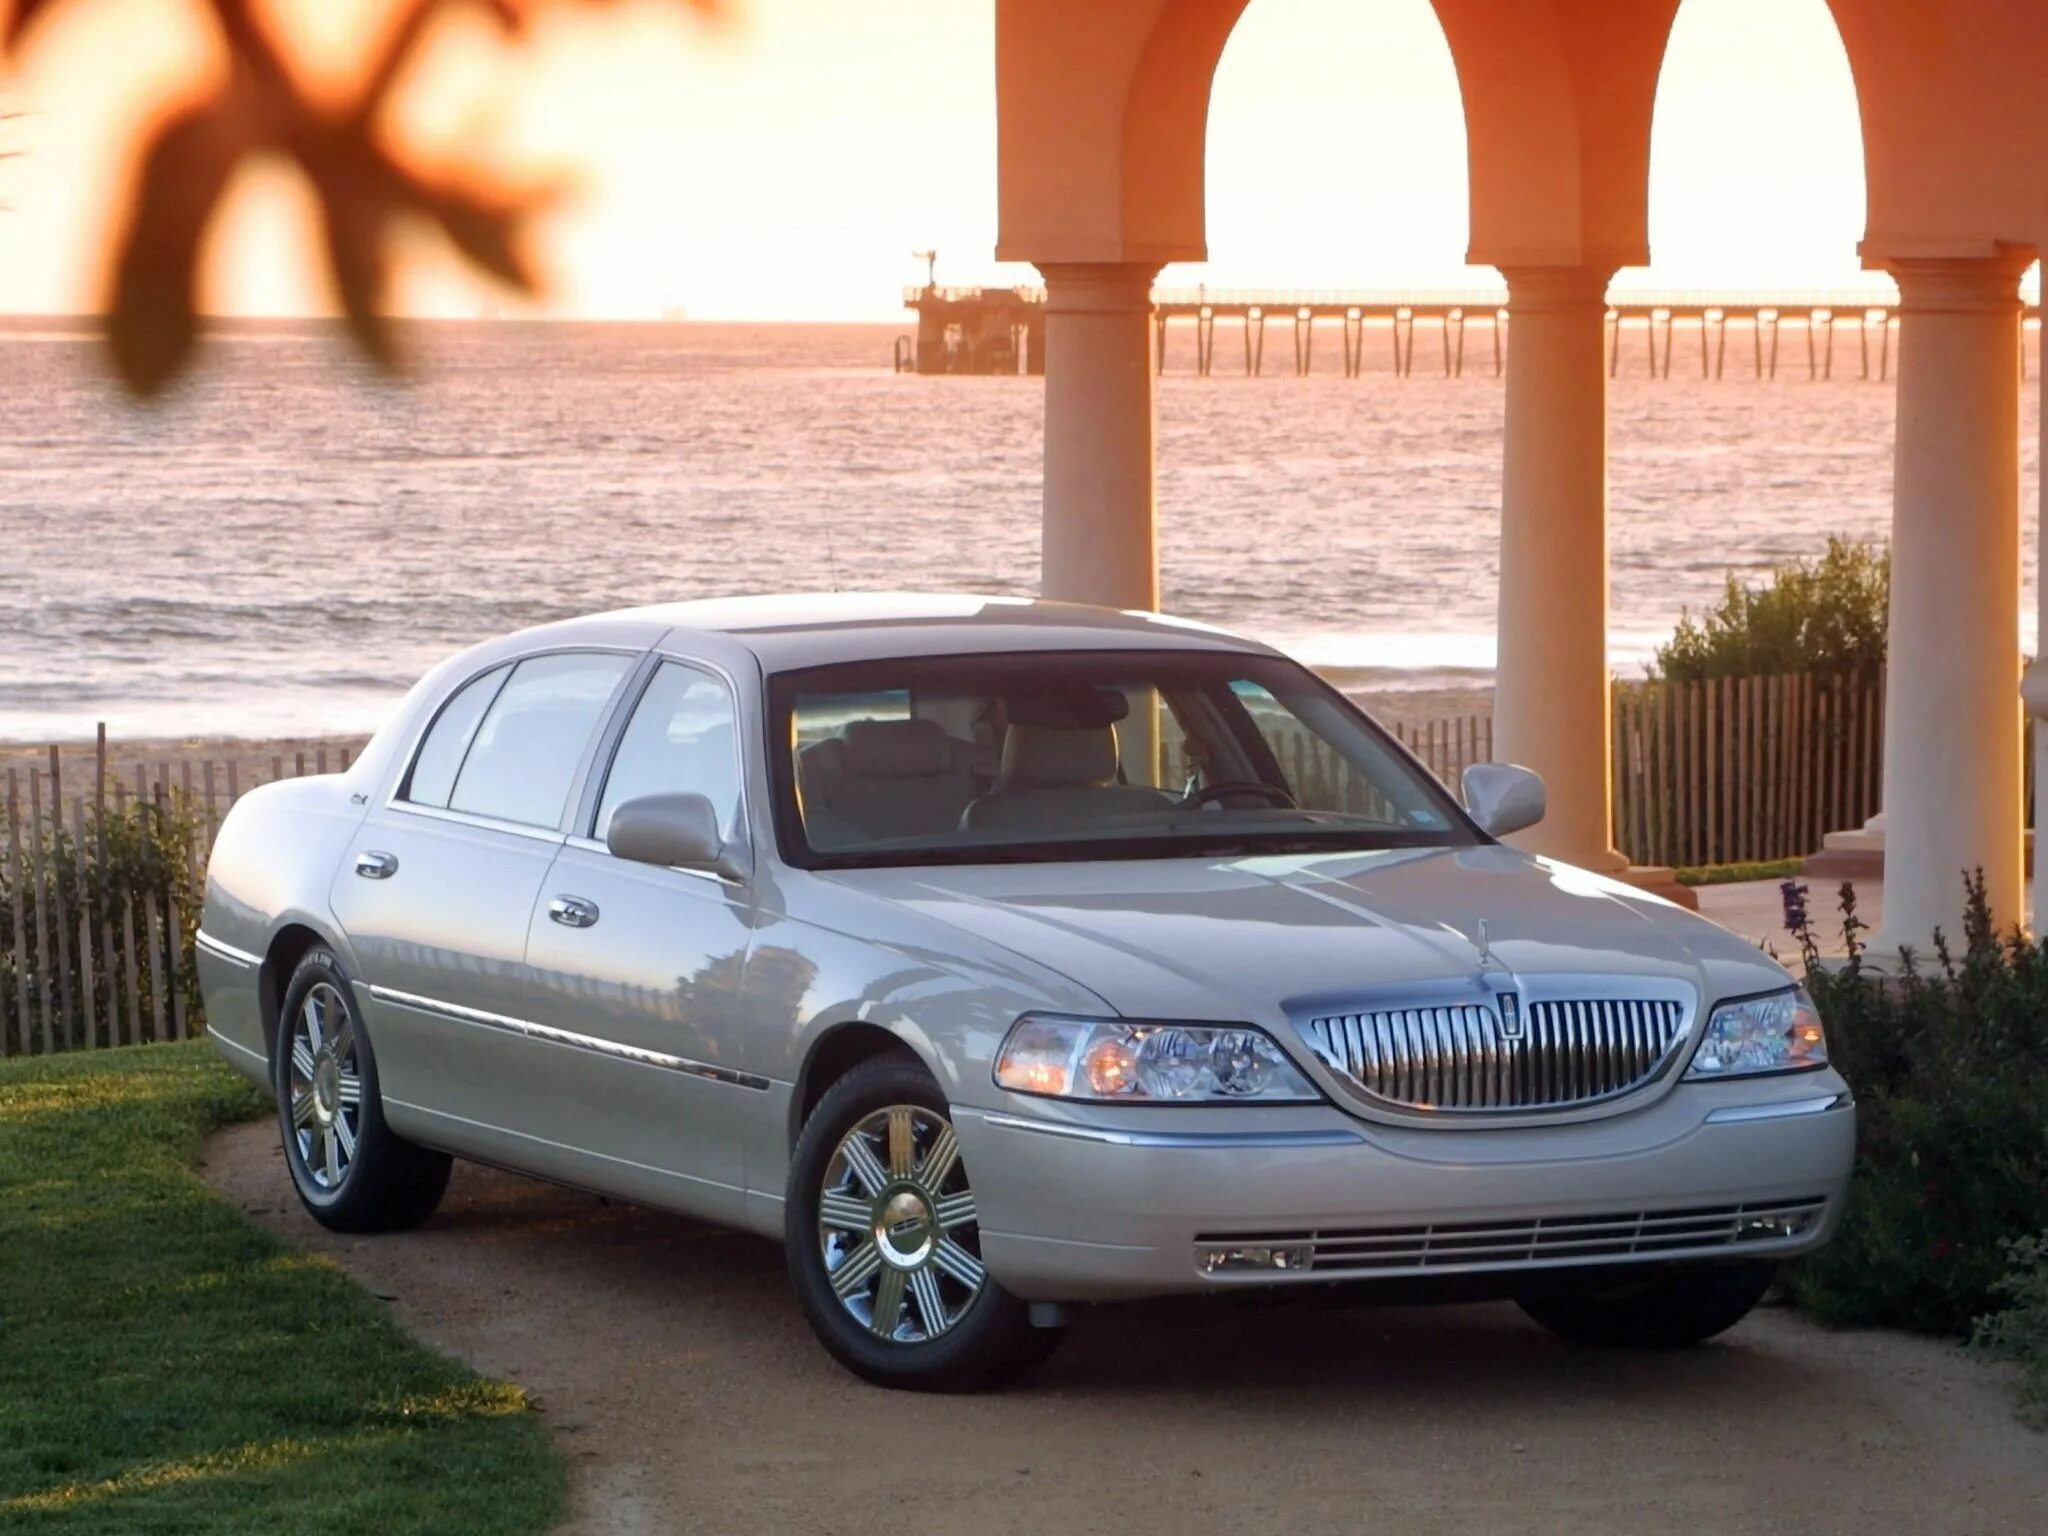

[403,652,634,829]
[404,663,510,809]
[448,652,635,828]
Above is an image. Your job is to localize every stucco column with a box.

[1037,262,1162,611]
[1869,254,2027,955]
[1493,264,1626,872]
[2032,319,2048,933]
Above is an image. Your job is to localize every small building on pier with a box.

[899,286,1046,375]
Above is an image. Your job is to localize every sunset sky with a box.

[1,0,1890,321]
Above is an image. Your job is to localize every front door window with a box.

[594,660,744,842]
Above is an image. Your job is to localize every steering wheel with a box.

[1181,780,1300,811]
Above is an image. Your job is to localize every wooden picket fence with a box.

[1,733,354,1058]
[1230,674,1880,870]
[1165,713,1493,821]
[1389,716,1495,787]
[0,678,1910,1058]
[1609,669,1884,869]
[1259,716,1491,822]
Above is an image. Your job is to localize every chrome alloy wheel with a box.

[286,981,363,1192]
[818,1105,985,1342]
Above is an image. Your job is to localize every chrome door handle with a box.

[354,850,398,880]
[548,895,600,929]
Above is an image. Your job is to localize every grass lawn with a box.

[0,1042,564,1534]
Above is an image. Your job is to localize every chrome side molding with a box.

[366,984,771,1090]
[194,931,262,969]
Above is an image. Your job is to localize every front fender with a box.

[734,885,1109,1217]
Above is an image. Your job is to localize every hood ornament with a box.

[1472,920,1523,1037]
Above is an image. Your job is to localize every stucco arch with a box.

[995,0,1244,265]
[1821,0,2048,260]
[1431,0,1680,270]
[997,0,1685,273]
[998,0,2048,280]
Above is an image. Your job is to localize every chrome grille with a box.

[1302,996,1687,1112]
[1196,1197,1829,1277]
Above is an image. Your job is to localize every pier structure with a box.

[1163,289,1976,383]
[1157,289,1502,378]
[903,283,2041,381]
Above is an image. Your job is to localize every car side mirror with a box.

[606,793,746,881]
[1461,762,1546,839]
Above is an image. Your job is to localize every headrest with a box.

[1003,683,1130,731]
[1001,722,1118,788]
[839,718,965,779]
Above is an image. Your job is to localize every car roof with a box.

[525,592,1280,672]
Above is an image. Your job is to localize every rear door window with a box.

[443,652,634,829]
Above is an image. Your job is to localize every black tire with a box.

[273,946,451,1234]
[785,1054,1062,1391]
[1517,1260,1777,1348]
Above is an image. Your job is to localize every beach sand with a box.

[0,735,375,807]
[1354,685,1494,729]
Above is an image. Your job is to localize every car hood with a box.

[824,845,1793,1025]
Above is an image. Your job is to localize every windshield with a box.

[769,649,1478,868]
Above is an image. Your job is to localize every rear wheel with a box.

[785,1055,1061,1391]
[1517,1260,1777,1348]
[274,946,451,1233]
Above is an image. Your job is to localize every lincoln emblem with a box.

[1497,991,1525,1041]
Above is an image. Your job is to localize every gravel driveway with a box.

[205,1121,2046,1536]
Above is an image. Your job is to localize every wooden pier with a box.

[899,285,2043,380]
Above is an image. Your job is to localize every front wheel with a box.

[785,1055,1061,1391]
[1517,1260,1777,1348]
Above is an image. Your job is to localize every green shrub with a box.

[0,795,207,1054]
[1653,534,1889,681]
[1782,874,2048,1339]
[1973,1234,2048,1427]
[1673,858,1803,888]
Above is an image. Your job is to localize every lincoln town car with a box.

[197,594,1855,1389]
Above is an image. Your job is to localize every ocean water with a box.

[0,317,2037,742]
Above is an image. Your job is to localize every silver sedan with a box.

[198,594,1854,1390]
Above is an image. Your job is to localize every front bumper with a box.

[952,1072,1856,1301]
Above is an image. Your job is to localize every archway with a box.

[998,0,1684,879]
[1155,1,1496,733]
[1646,0,1868,292]
[1179,0,1476,294]
[1614,0,1882,654]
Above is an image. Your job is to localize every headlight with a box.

[1685,987,1828,1079]
[994,1015,1321,1103]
